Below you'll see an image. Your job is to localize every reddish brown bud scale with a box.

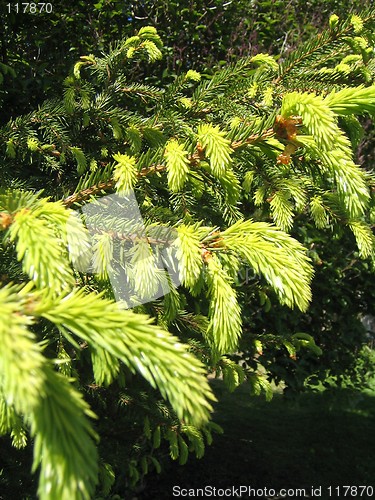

[0,212,13,230]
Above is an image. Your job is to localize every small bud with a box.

[262,87,274,107]
[247,82,258,98]
[27,137,39,151]
[230,117,241,129]
[353,36,368,50]
[329,14,339,30]
[178,97,193,109]
[6,139,16,158]
[126,47,136,59]
[334,63,351,73]
[350,14,363,34]
[185,70,201,82]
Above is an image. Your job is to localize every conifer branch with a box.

[63,164,165,206]
[63,129,275,206]
[274,10,375,85]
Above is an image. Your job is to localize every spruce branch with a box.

[219,220,314,311]
[281,91,370,217]
[274,11,375,85]
[205,254,242,354]
[63,129,275,207]
[32,288,216,427]
[0,283,98,500]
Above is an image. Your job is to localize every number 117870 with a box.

[327,486,374,497]
[6,3,53,13]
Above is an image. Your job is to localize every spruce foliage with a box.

[0,10,375,498]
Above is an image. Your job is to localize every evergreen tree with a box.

[0,10,374,498]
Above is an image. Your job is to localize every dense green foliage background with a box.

[2,0,373,120]
[1,1,374,499]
